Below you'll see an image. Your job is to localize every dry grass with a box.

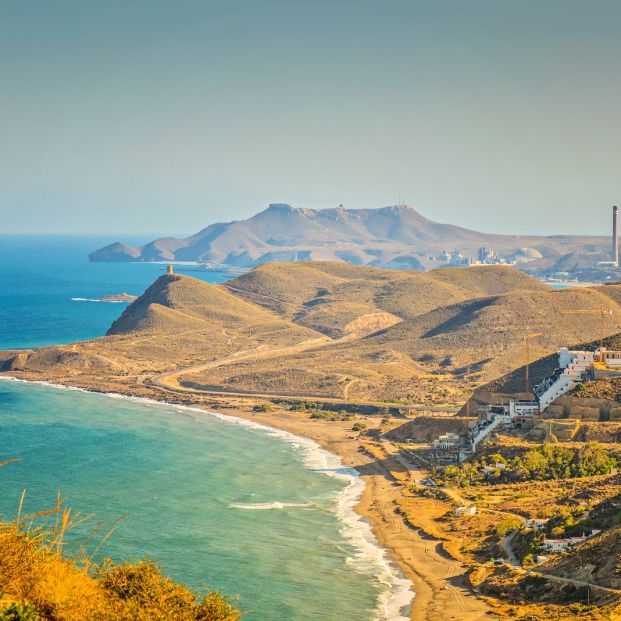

[0,485,242,621]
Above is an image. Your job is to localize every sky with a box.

[1,0,620,237]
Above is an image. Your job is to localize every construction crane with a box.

[524,332,543,395]
[560,306,613,361]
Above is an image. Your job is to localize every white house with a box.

[542,530,601,553]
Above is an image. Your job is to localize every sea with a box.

[0,236,411,621]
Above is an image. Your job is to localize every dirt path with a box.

[146,339,460,412]
[149,336,332,392]
[147,334,388,405]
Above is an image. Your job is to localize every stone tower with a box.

[166,264,174,275]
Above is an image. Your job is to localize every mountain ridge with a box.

[89,204,609,270]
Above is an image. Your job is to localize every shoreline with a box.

[0,376,415,621]
[0,373,498,621]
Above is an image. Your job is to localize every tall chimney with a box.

[613,206,619,267]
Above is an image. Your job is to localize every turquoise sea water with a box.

[0,237,411,620]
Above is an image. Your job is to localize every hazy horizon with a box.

[2,0,620,237]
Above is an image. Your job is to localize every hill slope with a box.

[108,273,287,335]
[5,263,621,405]
[90,204,609,269]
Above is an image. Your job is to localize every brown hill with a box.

[184,265,621,403]
[107,273,287,335]
[5,262,621,406]
[1,272,319,382]
[89,204,609,269]
[227,262,548,336]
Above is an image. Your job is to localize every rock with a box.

[98,293,137,302]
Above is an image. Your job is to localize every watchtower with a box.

[166,265,174,275]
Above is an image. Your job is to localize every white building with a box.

[600,348,621,368]
[431,432,469,462]
[542,530,601,553]
[534,349,596,411]
[542,536,587,552]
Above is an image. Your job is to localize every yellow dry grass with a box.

[0,482,242,621]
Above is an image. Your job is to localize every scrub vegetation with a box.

[435,442,617,487]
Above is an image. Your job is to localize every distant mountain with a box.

[89,204,609,269]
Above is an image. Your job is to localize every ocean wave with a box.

[229,501,312,510]
[0,376,414,621]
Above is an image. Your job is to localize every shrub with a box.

[434,442,617,487]
[252,404,272,412]
[98,559,241,620]
[352,422,367,432]
[0,515,243,621]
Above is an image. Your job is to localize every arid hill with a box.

[209,264,621,400]
[0,273,320,387]
[5,263,621,407]
[227,262,548,336]
[89,204,609,270]
[107,273,296,335]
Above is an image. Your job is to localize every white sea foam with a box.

[0,376,415,621]
[229,501,312,510]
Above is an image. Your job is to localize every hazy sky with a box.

[1,0,620,236]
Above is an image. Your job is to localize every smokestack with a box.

[613,206,619,267]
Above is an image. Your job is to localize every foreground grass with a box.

[0,522,242,621]
[0,456,243,621]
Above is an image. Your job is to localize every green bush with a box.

[435,442,617,487]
